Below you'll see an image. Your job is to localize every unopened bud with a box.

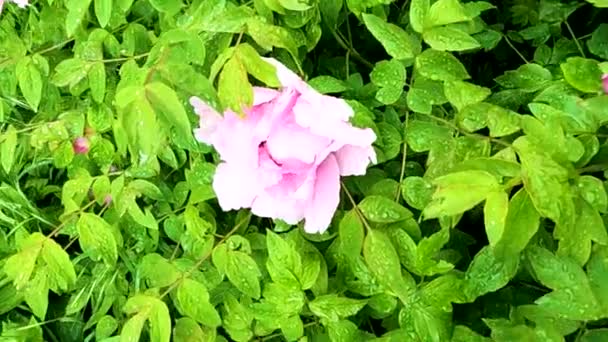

[73,137,90,154]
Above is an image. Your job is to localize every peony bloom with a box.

[0,0,28,13]
[603,74,608,95]
[73,137,90,155]
[190,58,376,234]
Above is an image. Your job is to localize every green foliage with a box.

[2,0,608,341]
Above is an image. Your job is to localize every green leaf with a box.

[308,75,348,94]
[338,210,364,261]
[358,195,413,223]
[236,43,280,87]
[266,230,302,288]
[149,0,183,14]
[225,251,262,299]
[362,13,419,60]
[425,0,471,27]
[364,229,414,301]
[401,176,434,210]
[423,27,481,51]
[309,294,367,321]
[89,62,106,103]
[410,0,430,33]
[176,279,221,327]
[145,82,194,145]
[415,49,470,81]
[122,295,171,342]
[173,317,209,342]
[139,253,181,288]
[16,57,43,111]
[444,81,491,111]
[560,57,602,93]
[66,0,94,37]
[218,56,253,115]
[483,191,508,247]
[424,171,500,219]
[464,247,518,300]
[96,316,119,340]
[526,246,602,320]
[95,0,113,27]
[495,64,552,92]
[457,102,521,137]
[23,269,49,320]
[246,17,302,57]
[587,24,608,59]
[77,213,118,266]
[576,176,608,213]
[588,247,608,313]
[371,60,406,105]
[494,189,540,259]
[52,58,89,88]
[41,238,77,292]
[319,0,342,28]
[1,125,17,174]
[279,0,313,11]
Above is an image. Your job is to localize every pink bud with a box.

[603,74,608,95]
[73,137,90,154]
[103,195,112,206]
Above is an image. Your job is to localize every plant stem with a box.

[565,20,586,58]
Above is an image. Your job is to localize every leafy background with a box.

[2,0,608,341]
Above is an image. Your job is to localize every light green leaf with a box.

[423,27,481,51]
[66,0,94,37]
[464,247,518,301]
[246,17,302,57]
[371,60,406,105]
[122,295,171,342]
[77,213,118,265]
[1,125,17,174]
[495,64,552,92]
[576,176,608,213]
[279,0,312,11]
[494,189,540,259]
[177,279,221,327]
[444,81,491,111]
[16,57,43,111]
[225,251,262,299]
[425,0,471,27]
[410,0,430,33]
[308,75,348,94]
[415,49,470,81]
[358,195,413,223]
[401,176,434,210]
[23,269,48,320]
[95,0,113,27]
[483,191,508,247]
[89,62,106,103]
[338,210,364,261]
[41,238,77,292]
[364,229,414,301]
[457,102,521,137]
[362,13,419,60]
[560,57,602,93]
[309,294,367,321]
[218,56,253,115]
[139,253,181,288]
[236,43,280,87]
[52,58,89,88]
[424,171,500,219]
[149,0,183,14]
[145,82,194,145]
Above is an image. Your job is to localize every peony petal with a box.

[250,173,311,224]
[13,0,28,7]
[261,57,308,91]
[212,162,259,211]
[334,145,377,176]
[253,87,280,106]
[266,122,331,164]
[190,96,223,145]
[303,154,341,234]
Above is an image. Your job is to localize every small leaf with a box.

[495,64,552,92]
[364,229,414,301]
[362,13,419,60]
[23,270,49,320]
[560,57,602,93]
[444,81,491,111]
[423,27,481,51]
[1,125,18,174]
[309,294,367,321]
[410,0,430,33]
[88,62,106,103]
[494,189,540,259]
[95,0,113,27]
[371,60,406,105]
[424,171,500,219]
[425,0,471,27]
[358,195,413,223]
[145,82,194,145]
[52,58,89,88]
[176,279,221,327]
[587,24,608,60]
[149,0,183,14]
[41,238,77,292]
[464,247,519,301]
[225,251,262,299]
[139,253,181,288]
[308,75,348,94]
[415,49,470,81]
[66,0,94,37]
[218,56,253,115]
[77,213,118,265]
[483,191,508,247]
[16,57,43,111]
[236,43,280,87]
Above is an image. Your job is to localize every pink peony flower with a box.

[190,58,376,234]
[603,74,608,95]
[73,137,90,155]
[0,0,28,13]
